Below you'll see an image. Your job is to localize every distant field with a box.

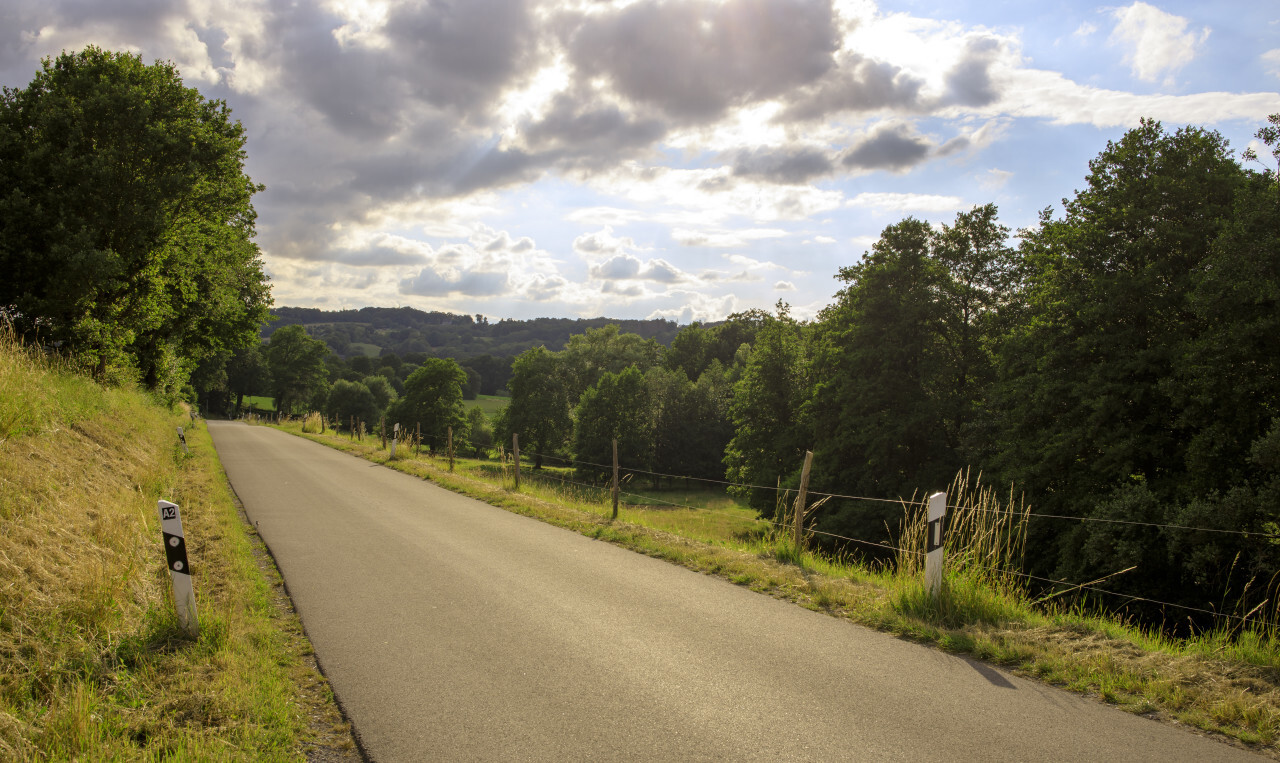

[465,394,509,418]
[348,342,381,357]
[242,395,276,412]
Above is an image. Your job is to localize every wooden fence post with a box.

[612,438,620,520]
[416,422,421,456]
[926,491,947,600]
[794,450,813,550]
[512,433,521,491]
[350,415,354,441]
[448,427,454,472]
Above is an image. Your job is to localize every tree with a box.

[0,47,271,391]
[572,366,652,480]
[561,324,662,398]
[465,406,494,457]
[226,343,272,412]
[990,119,1253,614]
[361,375,398,412]
[387,358,467,451]
[266,326,330,416]
[326,380,380,432]
[995,120,1244,511]
[723,305,812,516]
[499,346,573,469]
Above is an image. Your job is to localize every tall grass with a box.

[0,330,347,759]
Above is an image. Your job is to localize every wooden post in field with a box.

[794,450,813,550]
[157,500,199,638]
[350,415,354,441]
[926,491,947,600]
[513,433,521,491]
[416,422,421,457]
[380,416,386,449]
[448,426,454,472]
[611,438,620,520]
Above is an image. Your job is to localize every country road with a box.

[208,420,1260,762]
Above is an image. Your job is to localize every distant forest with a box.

[264,306,681,390]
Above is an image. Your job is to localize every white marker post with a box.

[157,500,199,637]
[390,422,399,458]
[925,491,947,601]
[176,427,188,455]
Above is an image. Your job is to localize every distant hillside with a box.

[263,306,682,361]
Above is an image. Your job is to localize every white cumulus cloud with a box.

[1109,2,1209,85]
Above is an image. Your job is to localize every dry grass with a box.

[0,333,352,760]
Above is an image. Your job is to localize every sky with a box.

[2,0,1278,323]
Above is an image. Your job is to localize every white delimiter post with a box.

[157,500,199,637]
[390,422,400,458]
[925,491,947,600]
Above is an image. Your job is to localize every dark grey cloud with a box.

[567,0,838,122]
[944,37,1002,107]
[522,91,667,166]
[779,54,926,122]
[264,0,540,140]
[384,0,538,116]
[841,125,932,171]
[730,145,834,184]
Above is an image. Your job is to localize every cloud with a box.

[573,227,639,257]
[777,53,925,122]
[848,192,965,212]
[980,168,1013,190]
[566,0,839,122]
[774,280,796,291]
[841,123,933,172]
[1109,2,1209,84]
[400,267,511,297]
[672,228,788,248]
[943,36,1004,107]
[1264,49,1280,80]
[729,144,835,184]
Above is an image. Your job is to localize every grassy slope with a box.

[0,340,354,761]
[283,423,1280,757]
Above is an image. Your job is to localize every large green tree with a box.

[387,358,467,451]
[497,346,574,468]
[723,305,812,516]
[572,366,652,480]
[0,47,271,390]
[265,326,329,416]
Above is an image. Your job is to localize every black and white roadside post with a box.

[390,422,400,458]
[176,427,189,455]
[157,500,199,638]
[926,491,947,600]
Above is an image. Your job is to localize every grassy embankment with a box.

[0,338,355,761]
[281,419,1280,756]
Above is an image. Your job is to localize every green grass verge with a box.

[463,394,509,418]
[241,395,276,412]
[0,337,354,761]
[279,422,1280,757]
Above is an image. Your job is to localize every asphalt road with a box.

[208,421,1260,762]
